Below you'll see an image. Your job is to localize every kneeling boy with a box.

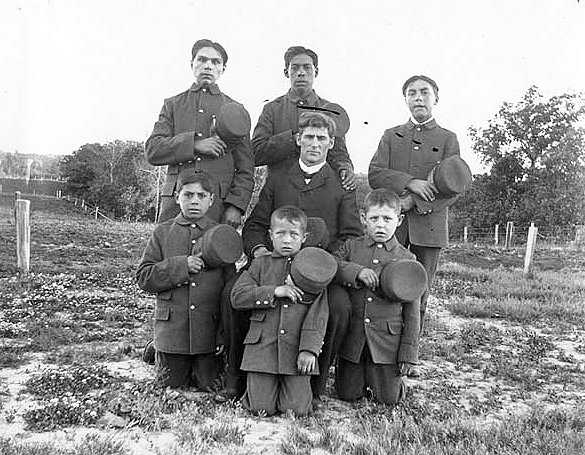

[136,170,228,389]
[333,189,421,405]
[231,206,329,416]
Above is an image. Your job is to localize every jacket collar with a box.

[190,82,221,95]
[174,213,215,229]
[405,118,437,130]
[365,235,400,251]
[289,161,334,189]
[286,88,320,105]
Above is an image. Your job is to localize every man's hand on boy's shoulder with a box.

[397,362,416,377]
[297,350,317,375]
[187,253,205,274]
[357,268,379,290]
[221,205,242,228]
[252,245,271,258]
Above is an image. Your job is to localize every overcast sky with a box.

[1,0,584,174]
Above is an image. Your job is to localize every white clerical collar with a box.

[410,116,435,125]
[298,159,326,175]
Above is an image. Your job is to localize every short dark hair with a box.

[298,112,336,137]
[176,169,214,193]
[191,39,228,65]
[362,189,401,213]
[284,46,318,69]
[402,75,439,98]
[271,205,308,233]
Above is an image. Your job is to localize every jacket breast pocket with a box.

[387,320,403,336]
[154,305,171,321]
[244,312,265,344]
[155,291,172,320]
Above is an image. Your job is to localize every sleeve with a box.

[398,297,420,364]
[230,259,277,310]
[252,103,298,166]
[145,100,197,166]
[330,189,362,252]
[135,229,190,293]
[368,131,413,194]
[298,288,330,356]
[224,136,255,213]
[241,175,275,256]
[326,136,353,173]
[332,240,365,287]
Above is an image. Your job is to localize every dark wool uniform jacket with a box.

[333,236,420,365]
[136,214,232,355]
[242,161,362,257]
[231,253,329,375]
[145,82,254,221]
[252,89,353,178]
[368,119,460,247]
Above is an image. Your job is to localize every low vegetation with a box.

[1,197,584,454]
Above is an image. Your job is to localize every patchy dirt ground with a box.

[1,196,584,454]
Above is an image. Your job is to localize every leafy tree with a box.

[456,86,585,232]
[60,141,160,220]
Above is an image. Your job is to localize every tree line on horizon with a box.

[1,86,584,229]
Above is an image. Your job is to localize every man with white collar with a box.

[243,111,362,397]
[252,46,356,190]
[368,75,460,357]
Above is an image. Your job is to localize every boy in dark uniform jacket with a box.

[231,206,329,416]
[333,189,420,405]
[368,75,460,343]
[136,170,231,389]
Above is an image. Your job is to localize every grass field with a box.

[1,194,584,454]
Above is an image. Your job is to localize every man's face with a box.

[405,79,437,123]
[296,126,334,166]
[361,204,404,243]
[175,182,213,220]
[269,218,306,257]
[287,54,316,95]
[191,47,224,85]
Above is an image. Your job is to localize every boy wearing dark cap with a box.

[368,75,461,353]
[136,170,233,389]
[146,39,254,225]
[252,45,355,190]
[332,189,421,405]
[231,206,329,416]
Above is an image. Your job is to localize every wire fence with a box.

[449,223,583,249]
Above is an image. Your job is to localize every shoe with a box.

[142,339,156,365]
[407,366,422,378]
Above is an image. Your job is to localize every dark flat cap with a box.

[290,247,337,296]
[193,224,243,268]
[215,102,251,143]
[379,259,428,302]
[304,217,330,249]
[432,155,472,196]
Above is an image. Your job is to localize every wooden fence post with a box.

[524,222,538,276]
[504,221,514,249]
[463,226,468,244]
[15,199,31,274]
[494,224,499,245]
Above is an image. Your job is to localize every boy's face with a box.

[175,182,213,220]
[361,204,404,243]
[269,217,307,257]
